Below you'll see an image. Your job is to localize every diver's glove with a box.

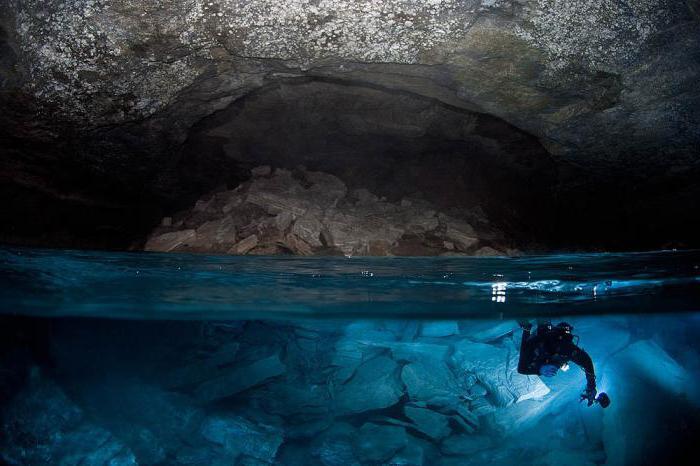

[580,386,597,406]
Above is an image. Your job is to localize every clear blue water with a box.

[1,247,699,319]
[1,247,699,466]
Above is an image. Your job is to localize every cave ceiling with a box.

[0,0,697,173]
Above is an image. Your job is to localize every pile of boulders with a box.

[144,166,520,256]
[1,318,614,465]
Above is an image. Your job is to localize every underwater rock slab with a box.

[200,414,283,463]
[0,379,137,466]
[162,342,241,388]
[390,441,426,466]
[420,321,460,337]
[462,321,516,343]
[254,382,331,419]
[357,422,409,463]
[194,352,286,402]
[440,434,493,456]
[452,339,550,406]
[335,356,404,415]
[401,360,460,403]
[404,405,452,440]
[311,422,360,466]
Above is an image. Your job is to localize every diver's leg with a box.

[517,327,533,374]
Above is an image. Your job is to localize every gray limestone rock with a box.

[228,234,259,255]
[145,229,196,252]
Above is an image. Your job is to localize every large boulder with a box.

[452,339,550,407]
[311,423,360,466]
[335,356,404,415]
[194,352,286,402]
[404,405,452,440]
[356,423,409,463]
[401,361,461,403]
[200,414,283,464]
[0,380,137,466]
[145,229,196,252]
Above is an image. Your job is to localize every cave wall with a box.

[0,1,699,250]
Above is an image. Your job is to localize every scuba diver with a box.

[517,320,610,408]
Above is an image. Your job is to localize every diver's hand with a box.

[580,387,597,406]
[539,364,558,377]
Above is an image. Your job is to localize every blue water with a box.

[1,247,700,466]
[1,247,699,319]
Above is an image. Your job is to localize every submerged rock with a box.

[356,423,408,463]
[452,339,550,407]
[441,434,492,456]
[420,321,460,337]
[200,414,283,463]
[311,422,360,466]
[404,405,452,440]
[195,353,286,402]
[401,360,460,403]
[335,356,404,415]
[0,379,137,466]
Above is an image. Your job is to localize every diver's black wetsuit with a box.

[517,324,596,394]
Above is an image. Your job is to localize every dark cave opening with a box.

[1,78,697,253]
[167,78,560,252]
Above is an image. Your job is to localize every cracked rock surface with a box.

[0,1,698,250]
[3,315,698,465]
[145,166,518,256]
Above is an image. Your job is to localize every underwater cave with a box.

[1,1,700,466]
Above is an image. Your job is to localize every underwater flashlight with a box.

[595,392,611,408]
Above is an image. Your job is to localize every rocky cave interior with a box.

[1,1,700,466]
[3,74,699,254]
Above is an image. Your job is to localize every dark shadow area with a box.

[175,78,559,248]
[1,77,698,252]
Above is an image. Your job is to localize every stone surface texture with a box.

[3,315,697,465]
[144,166,517,255]
[1,0,697,171]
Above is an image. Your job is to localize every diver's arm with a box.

[570,345,596,391]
